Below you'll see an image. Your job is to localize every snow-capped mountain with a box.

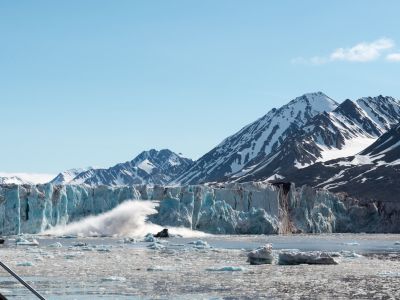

[0,176,32,185]
[234,96,400,182]
[286,123,400,203]
[67,149,193,186]
[50,167,93,185]
[176,92,339,184]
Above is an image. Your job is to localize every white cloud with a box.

[386,53,400,62]
[292,38,396,65]
[330,38,394,62]
[0,172,55,184]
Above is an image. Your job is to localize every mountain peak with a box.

[287,92,338,113]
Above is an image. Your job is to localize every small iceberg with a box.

[377,271,400,278]
[343,242,360,246]
[188,240,210,249]
[340,250,363,258]
[247,244,274,265]
[102,276,127,282]
[16,237,39,246]
[72,242,87,247]
[279,250,338,265]
[122,238,137,244]
[16,262,34,267]
[147,266,171,272]
[147,242,166,250]
[48,242,63,248]
[143,234,158,243]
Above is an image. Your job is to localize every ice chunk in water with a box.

[143,234,158,243]
[188,240,210,249]
[48,242,63,248]
[247,244,274,265]
[147,266,171,271]
[279,250,338,265]
[16,261,34,267]
[206,266,246,272]
[340,251,363,258]
[343,242,360,246]
[72,242,88,247]
[16,237,39,246]
[377,271,400,278]
[147,243,165,250]
[102,276,127,282]
[123,238,137,244]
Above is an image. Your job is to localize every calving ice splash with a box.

[44,200,208,238]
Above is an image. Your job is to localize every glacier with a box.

[0,181,394,236]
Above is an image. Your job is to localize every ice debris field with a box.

[1,233,400,299]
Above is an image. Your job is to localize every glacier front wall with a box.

[0,182,396,235]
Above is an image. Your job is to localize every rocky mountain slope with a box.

[50,167,92,185]
[175,93,400,185]
[176,92,339,184]
[286,123,400,203]
[234,96,400,182]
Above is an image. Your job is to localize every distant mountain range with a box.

[0,176,32,185]
[42,91,400,202]
[51,149,193,186]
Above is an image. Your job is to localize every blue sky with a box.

[1,1,400,175]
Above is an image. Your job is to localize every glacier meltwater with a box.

[0,182,386,236]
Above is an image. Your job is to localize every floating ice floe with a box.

[97,247,112,253]
[122,238,137,244]
[59,235,78,239]
[102,276,127,282]
[16,261,34,267]
[377,271,400,278]
[65,252,83,259]
[340,250,363,258]
[206,266,246,272]
[48,242,63,248]
[188,240,210,249]
[143,234,158,243]
[16,237,39,246]
[278,250,338,265]
[72,242,87,247]
[343,242,360,246]
[394,241,400,245]
[147,242,166,250]
[147,266,171,272]
[247,244,274,265]
[80,246,94,251]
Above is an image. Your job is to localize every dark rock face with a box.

[154,228,169,238]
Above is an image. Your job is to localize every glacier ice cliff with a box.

[0,182,396,236]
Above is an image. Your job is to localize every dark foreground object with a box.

[0,239,5,244]
[0,261,46,299]
[154,229,169,238]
